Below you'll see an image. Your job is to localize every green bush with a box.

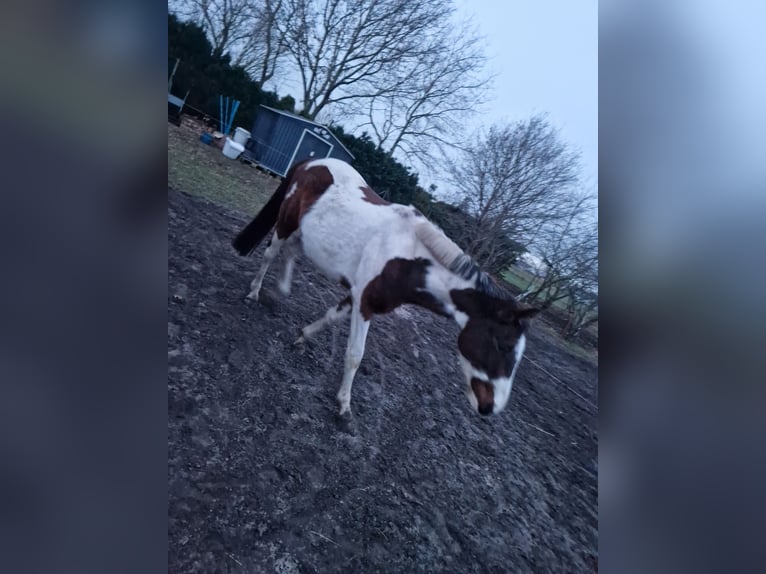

[168,14,290,130]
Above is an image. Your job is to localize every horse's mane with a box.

[415,220,513,301]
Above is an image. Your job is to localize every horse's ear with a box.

[496,304,540,324]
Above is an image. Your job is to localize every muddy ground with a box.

[168,186,598,573]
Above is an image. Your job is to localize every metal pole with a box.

[168,58,180,92]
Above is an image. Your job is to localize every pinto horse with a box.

[232,158,539,416]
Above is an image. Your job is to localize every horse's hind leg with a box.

[277,234,301,297]
[246,231,284,301]
[294,296,351,345]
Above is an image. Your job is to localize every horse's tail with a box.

[232,161,303,256]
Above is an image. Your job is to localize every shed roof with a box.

[260,105,355,160]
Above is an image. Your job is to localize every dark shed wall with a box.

[327,143,353,164]
[250,109,297,176]
[249,110,278,166]
[249,106,354,176]
[273,115,310,175]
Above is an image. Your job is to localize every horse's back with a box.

[295,159,420,287]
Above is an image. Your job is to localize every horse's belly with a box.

[298,192,393,284]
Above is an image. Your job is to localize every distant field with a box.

[503,265,597,351]
[502,265,572,310]
[502,266,536,291]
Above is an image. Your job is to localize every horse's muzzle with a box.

[471,378,494,416]
[478,402,493,416]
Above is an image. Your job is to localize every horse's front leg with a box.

[294,296,352,345]
[337,303,371,415]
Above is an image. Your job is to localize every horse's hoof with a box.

[334,408,356,434]
[245,291,259,303]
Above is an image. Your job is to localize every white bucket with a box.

[233,127,251,145]
[222,137,244,159]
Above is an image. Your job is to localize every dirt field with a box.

[168,172,598,571]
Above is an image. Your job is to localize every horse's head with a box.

[450,289,540,416]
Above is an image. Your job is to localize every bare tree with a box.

[509,187,598,339]
[561,264,598,340]
[171,0,489,160]
[448,116,581,273]
[352,21,491,164]
[520,191,597,306]
[275,0,456,120]
[170,0,255,59]
[169,0,291,85]
[234,0,294,84]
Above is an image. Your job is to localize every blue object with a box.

[219,95,241,135]
[228,100,240,134]
[200,132,213,145]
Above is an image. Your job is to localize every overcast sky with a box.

[454,0,598,187]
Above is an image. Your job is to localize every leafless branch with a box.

[170,0,292,85]
[448,116,583,274]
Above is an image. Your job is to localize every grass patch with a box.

[502,266,536,291]
[504,264,598,357]
[168,120,277,215]
[502,265,578,312]
[560,335,598,363]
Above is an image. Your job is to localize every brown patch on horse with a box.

[471,378,494,415]
[275,163,334,239]
[457,319,518,379]
[452,288,532,379]
[452,287,539,391]
[360,185,390,206]
[360,258,448,320]
[451,288,540,325]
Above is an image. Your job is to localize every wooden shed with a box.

[242,105,355,176]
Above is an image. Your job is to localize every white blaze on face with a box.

[458,354,481,411]
[514,333,527,364]
[492,334,526,412]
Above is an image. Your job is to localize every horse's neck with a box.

[422,260,475,327]
[412,221,479,324]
